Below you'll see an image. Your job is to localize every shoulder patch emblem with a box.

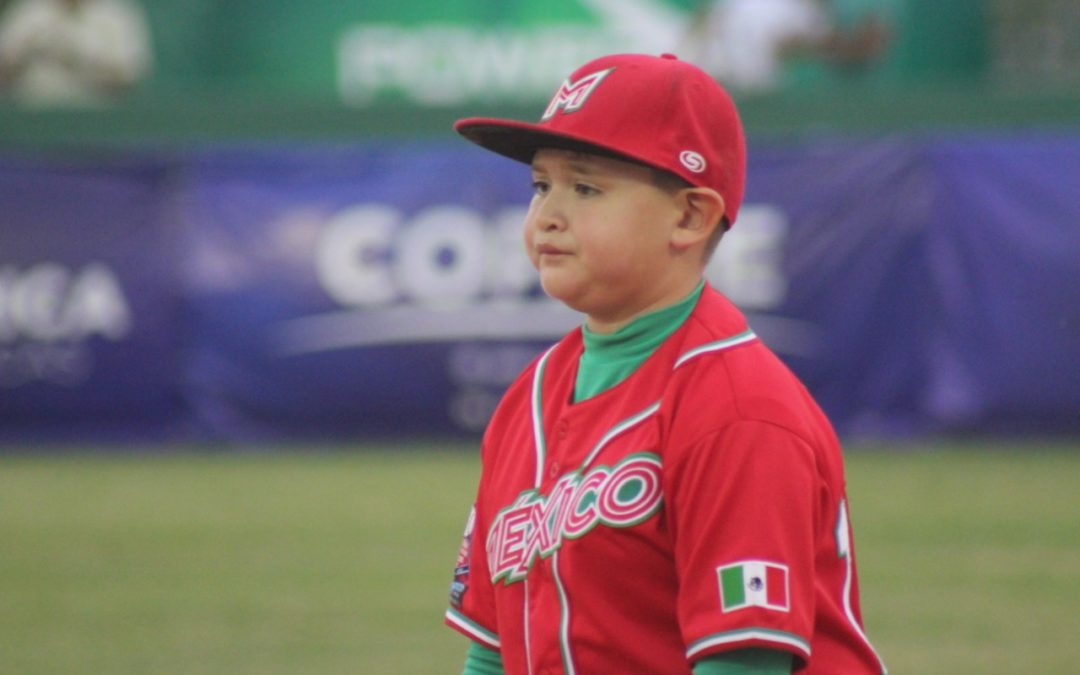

[449,505,477,609]
[718,560,790,613]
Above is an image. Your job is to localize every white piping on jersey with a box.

[686,627,811,660]
[576,329,755,469]
[580,401,662,469]
[531,345,557,488]
[537,329,757,480]
[445,607,501,650]
[524,579,534,675]
[526,345,556,675]
[552,549,577,675]
[673,328,757,369]
[837,499,889,675]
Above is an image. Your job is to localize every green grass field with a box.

[2,442,1077,674]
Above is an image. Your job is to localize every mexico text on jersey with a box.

[487,452,664,583]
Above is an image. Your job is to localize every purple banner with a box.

[0,155,184,440]
[179,144,563,439]
[2,134,1078,443]
[737,138,934,435]
[923,136,1080,434]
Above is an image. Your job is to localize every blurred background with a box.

[1,0,1078,442]
[0,0,1078,673]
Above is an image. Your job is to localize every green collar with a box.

[575,280,705,402]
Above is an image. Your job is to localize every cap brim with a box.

[454,117,637,166]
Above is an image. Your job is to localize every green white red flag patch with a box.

[718,561,790,612]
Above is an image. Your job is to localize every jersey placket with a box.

[526,346,577,674]
[537,408,596,675]
[527,335,677,674]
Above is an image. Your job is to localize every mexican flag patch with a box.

[718,560,790,613]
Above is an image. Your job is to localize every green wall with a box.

[135,0,992,98]
[3,0,1077,147]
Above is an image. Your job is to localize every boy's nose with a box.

[532,194,568,232]
[539,215,565,232]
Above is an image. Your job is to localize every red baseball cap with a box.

[454,53,746,227]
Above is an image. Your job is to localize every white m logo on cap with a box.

[541,68,615,120]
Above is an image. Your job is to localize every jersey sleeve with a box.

[664,419,820,665]
[445,446,501,651]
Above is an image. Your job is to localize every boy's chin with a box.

[539,277,586,311]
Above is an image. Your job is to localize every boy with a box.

[445,53,885,674]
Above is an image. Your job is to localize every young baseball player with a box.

[445,53,886,674]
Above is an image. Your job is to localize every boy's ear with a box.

[671,188,725,251]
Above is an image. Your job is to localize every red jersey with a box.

[446,286,885,674]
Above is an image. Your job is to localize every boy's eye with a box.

[531,179,550,195]
[574,183,599,196]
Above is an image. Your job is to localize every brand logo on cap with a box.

[541,67,615,121]
[679,150,707,173]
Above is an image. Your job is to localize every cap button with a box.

[660,53,679,60]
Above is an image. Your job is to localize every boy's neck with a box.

[584,275,705,334]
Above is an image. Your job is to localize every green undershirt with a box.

[574,280,704,403]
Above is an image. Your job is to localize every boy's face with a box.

[525,149,687,327]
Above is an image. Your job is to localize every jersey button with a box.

[548,462,560,478]
[556,420,569,438]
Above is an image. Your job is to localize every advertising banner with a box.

[180,137,1080,439]
[180,142,906,438]
[334,0,695,105]
[3,133,1077,443]
[923,136,1080,434]
[181,144,566,438]
[0,156,184,440]
[740,138,934,435]
[138,1,991,106]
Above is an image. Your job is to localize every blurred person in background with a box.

[0,0,152,107]
[683,0,891,93]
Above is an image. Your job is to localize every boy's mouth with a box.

[537,243,568,256]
